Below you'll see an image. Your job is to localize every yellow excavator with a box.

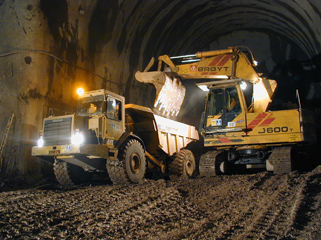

[135,46,316,175]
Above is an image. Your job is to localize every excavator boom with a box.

[136,47,276,114]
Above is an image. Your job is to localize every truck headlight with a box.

[37,136,44,148]
[71,132,84,145]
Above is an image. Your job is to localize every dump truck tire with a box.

[106,159,127,184]
[169,149,196,179]
[53,160,92,187]
[107,139,146,184]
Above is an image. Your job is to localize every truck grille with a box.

[43,117,72,146]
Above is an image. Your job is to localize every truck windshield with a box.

[78,95,104,116]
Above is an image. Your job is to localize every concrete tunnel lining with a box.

[0,0,320,176]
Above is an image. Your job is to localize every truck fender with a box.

[115,132,146,152]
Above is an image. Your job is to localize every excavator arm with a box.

[135,47,277,115]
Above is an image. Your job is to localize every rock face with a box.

[0,0,320,175]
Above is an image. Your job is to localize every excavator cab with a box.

[200,81,249,136]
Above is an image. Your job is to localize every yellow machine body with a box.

[204,109,306,147]
[137,47,316,174]
[199,82,315,149]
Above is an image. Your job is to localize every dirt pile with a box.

[1,167,321,239]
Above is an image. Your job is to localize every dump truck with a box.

[135,46,316,175]
[32,89,199,186]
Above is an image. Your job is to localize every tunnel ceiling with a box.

[1,0,321,106]
[116,0,321,61]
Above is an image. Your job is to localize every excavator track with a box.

[267,146,292,174]
[199,151,223,176]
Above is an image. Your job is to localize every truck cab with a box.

[31,89,127,186]
[77,89,125,147]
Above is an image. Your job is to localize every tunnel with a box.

[0,0,320,180]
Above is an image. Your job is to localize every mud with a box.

[1,167,321,239]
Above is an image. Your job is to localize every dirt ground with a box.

[1,166,321,240]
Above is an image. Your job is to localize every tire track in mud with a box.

[0,180,206,239]
[167,175,266,239]
[47,182,180,239]
[99,180,205,240]
[0,184,128,239]
[188,174,281,239]
[1,167,321,239]
[286,167,321,239]
[232,175,295,239]
[172,171,317,240]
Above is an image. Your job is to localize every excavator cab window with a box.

[206,89,224,116]
[203,85,244,132]
[226,88,241,113]
[206,87,241,116]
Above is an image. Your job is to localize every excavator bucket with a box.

[135,71,186,116]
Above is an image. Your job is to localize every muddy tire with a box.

[169,149,196,179]
[107,139,146,184]
[53,160,92,187]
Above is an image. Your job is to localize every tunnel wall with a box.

[0,0,157,176]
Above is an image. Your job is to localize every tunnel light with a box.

[240,81,247,90]
[37,136,44,148]
[77,88,85,96]
[71,131,84,145]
